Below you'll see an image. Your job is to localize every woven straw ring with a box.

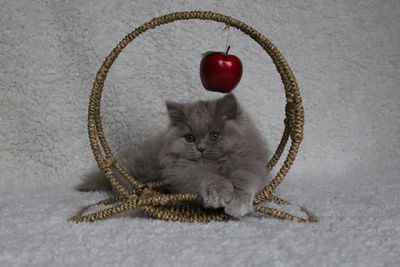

[71,11,317,223]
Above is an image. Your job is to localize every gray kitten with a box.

[78,94,271,217]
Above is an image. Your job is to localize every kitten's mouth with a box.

[176,152,223,162]
[176,156,215,163]
[176,155,201,162]
[202,151,227,160]
[200,155,224,162]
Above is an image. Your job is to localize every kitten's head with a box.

[164,94,244,161]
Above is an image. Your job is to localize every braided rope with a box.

[71,11,316,223]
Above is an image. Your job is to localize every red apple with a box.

[200,47,243,93]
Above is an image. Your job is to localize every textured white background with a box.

[1,0,399,187]
[1,1,399,266]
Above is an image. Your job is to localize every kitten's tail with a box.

[75,168,112,192]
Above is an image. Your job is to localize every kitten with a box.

[77,93,271,217]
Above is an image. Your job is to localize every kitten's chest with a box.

[202,158,234,177]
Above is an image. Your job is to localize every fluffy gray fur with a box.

[77,93,271,217]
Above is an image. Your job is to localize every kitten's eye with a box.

[209,132,219,141]
[184,134,195,143]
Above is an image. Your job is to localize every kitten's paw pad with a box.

[224,194,254,217]
[201,181,233,209]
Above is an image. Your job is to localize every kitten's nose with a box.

[196,144,206,153]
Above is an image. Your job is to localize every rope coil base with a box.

[71,11,317,223]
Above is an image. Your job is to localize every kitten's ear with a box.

[216,93,238,121]
[166,101,185,126]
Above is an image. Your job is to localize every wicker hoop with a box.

[71,11,317,223]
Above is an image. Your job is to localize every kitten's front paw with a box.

[225,192,254,217]
[200,179,234,209]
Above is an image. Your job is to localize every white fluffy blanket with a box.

[1,171,399,266]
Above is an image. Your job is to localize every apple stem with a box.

[225,45,231,55]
